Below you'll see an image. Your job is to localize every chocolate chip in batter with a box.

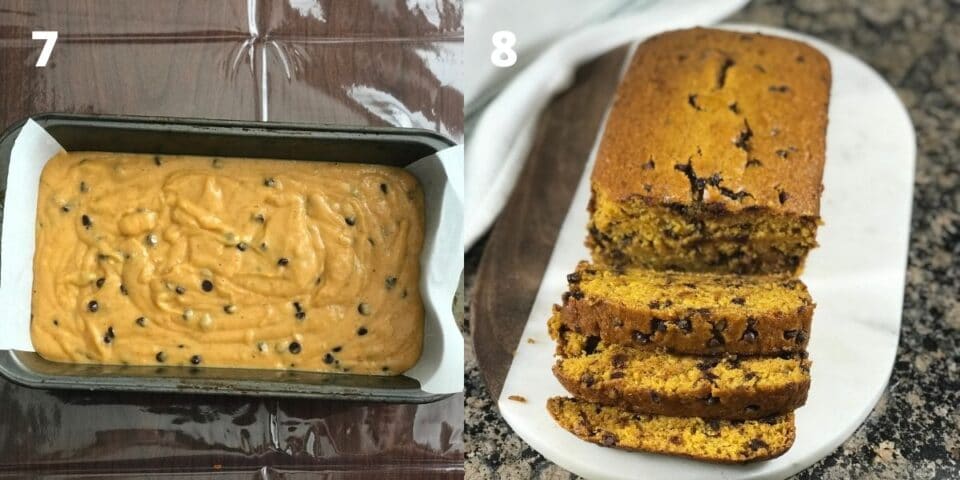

[263,177,276,187]
[697,358,720,372]
[648,300,661,310]
[223,304,236,314]
[749,438,769,451]
[725,355,742,368]
[401,289,408,299]
[95,278,105,289]
[154,155,163,166]
[201,280,214,292]
[119,284,128,296]
[385,276,398,290]
[632,331,651,344]
[344,216,357,226]
[190,355,202,365]
[288,342,302,354]
[601,432,619,447]
[260,242,268,251]
[87,300,99,312]
[741,319,759,343]
[332,346,342,353]
[650,318,667,333]
[611,354,628,369]
[357,326,368,336]
[277,257,289,267]
[236,242,248,252]
[211,158,223,169]
[155,351,167,363]
[175,285,185,295]
[358,303,371,315]
[778,189,790,204]
[79,181,88,193]
[136,317,147,327]
[52,319,59,327]
[380,183,389,194]
[81,215,93,229]
[323,353,335,364]
[61,205,70,213]
[731,297,746,305]
[707,336,724,348]
[381,366,390,372]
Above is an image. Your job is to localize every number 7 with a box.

[32,31,58,67]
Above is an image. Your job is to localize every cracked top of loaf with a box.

[592,28,831,217]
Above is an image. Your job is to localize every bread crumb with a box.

[527,338,535,344]
[508,395,527,403]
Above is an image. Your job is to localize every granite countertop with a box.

[463,0,960,478]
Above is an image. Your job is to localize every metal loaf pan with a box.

[0,113,455,403]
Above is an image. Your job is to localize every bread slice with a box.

[552,328,810,419]
[588,28,830,274]
[556,262,814,355]
[547,397,795,463]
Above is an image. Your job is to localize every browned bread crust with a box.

[592,27,830,216]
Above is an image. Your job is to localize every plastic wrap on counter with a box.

[0,0,463,141]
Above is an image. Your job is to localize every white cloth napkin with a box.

[464,0,658,116]
[464,0,749,249]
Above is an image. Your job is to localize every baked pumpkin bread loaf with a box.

[556,261,814,355]
[547,397,796,463]
[588,28,830,274]
[552,328,810,419]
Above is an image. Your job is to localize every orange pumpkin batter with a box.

[30,151,424,374]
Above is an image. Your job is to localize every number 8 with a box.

[490,31,517,68]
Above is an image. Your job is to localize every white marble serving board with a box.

[496,24,916,480]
